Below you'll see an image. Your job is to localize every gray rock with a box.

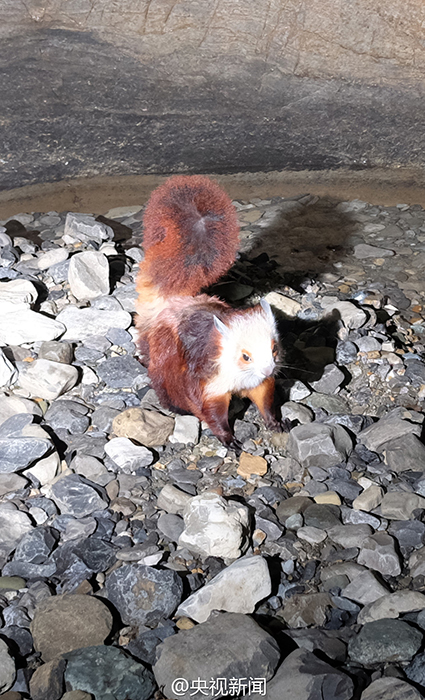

[358,590,425,624]
[341,571,389,605]
[0,309,65,345]
[38,340,74,364]
[358,416,421,452]
[157,483,192,515]
[29,657,66,700]
[17,359,79,401]
[0,503,33,559]
[0,347,17,388]
[178,492,250,559]
[354,243,395,258]
[348,619,422,666]
[111,407,174,447]
[380,491,425,520]
[0,435,51,473]
[250,648,353,700]
[105,437,153,471]
[176,555,271,623]
[281,401,314,424]
[0,637,16,693]
[63,644,155,700]
[357,532,401,577]
[56,305,132,341]
[304,503,341,529]
[353,485,384,512]
[287,423,352,468]
[153,613,280,700]
[105,564,183,627]
[340,505,381,528]
[169,415,200,445]
[91,406,120,433]
[45,400,90,434]
[389,520,425,551]
[384,433,425,473]
[320,299,367,329]
[406,652,425,688]
[327,524,373,548]
[296,526,327,544]
[0,395,43,425]
[157,513,185,541]
[289,380,311,401]
[283,628,347,662]
[70,454,107,480]
[336,340,358,364]
[68,251,110,301]
[31,594,114,662]
[0,472,28,495]
[48,474,108,517]
[310,363,345,394]
[361,677,424,700]
[13,526,58,564]
[97,355,146,388]
[64,212,113,244]
[280,592,332,628]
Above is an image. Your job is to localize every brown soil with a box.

[1,168,425,219]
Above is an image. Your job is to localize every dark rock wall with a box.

[1,1,425,189]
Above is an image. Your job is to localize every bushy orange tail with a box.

[140,175,240,296]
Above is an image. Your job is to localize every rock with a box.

[72,537,117,573]
[17,359,78,401]
[157,513,185,541]
[0,435,51,473]
[310,363,345,394]
[358,416,421,452]
[389,520,425,551]
[406,652,425,687]
[384,433,425,473]
[361,677,424,700]
[354,243,395,258]
[157,483,192,515]
[380,491,425,520]
[48,474,108,517]
[327,524,373,548]
[0,638,16,693]
[62,691,97,700]
[0,310,65,345]
[169,415,200,445]
[341,571,389,605]
[37,247,69,270]
[264,291,301,316]
[55,306,131,341]
[348,619,423,666]
[0,576,26,590]
[104,437,153,470]
[30,594,113,661]
[13,525,58,564]
[0,348,17,388]
[38,340,74,364]
[280,592,332,628]
[0,504,33,559]
[97,355,146,388]
[283,628,347,662]
[178,492,249,559]
[44,401,90,434]
[153,613,280,700]
[314,491,342,505]
[237,452,268,478]
[297,525,328,544]
[250,648,353,700]
[0,278,37,304]
[105,564,183,627]
[63,644,155,700]
[176,555,271,623]
[0,395,42,424]
[70,454,107,480]
[353,485,384,512]
[271,455,304,482]
[64,212,113,242]
[23,450,60,486]
[281,401,314,424]
[112,407,174,446]
[68,251,110,301]
[357,532,401,577]
[303,502,340,529]
[287,423,352,468]
[320,299,367,329]
[289,380,311,401]
[29,658,66,700]
[358,590,425,624]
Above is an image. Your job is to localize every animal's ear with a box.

[213,315,229,337]
[260,298,275,322]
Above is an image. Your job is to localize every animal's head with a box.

[214,299,280,391]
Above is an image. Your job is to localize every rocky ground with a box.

[1,193,425,699]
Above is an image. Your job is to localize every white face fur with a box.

[205,299,279,397]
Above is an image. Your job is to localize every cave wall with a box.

[1,0,425,190]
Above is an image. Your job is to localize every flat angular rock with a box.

[321,299,367,329]
[287,423,352,468]
[357,532,401,577]
[358,417,421,452]
[0,472,28,495]
[63,644,155,700]
[348,619,422,666]
[250,648,353,700]
[30,594,113,661]
[354,243,395,258]
[310,363,345,394]
[380,491,425,520]
[341,571,389,605]
[105,437,153,470]
[178,492,249,559]
[112,407,174,447]
[17,359,78,401]
[0,348,17,388]
[327,524,373,548]
[38,340,74,364]
[37,247,69,270]
[384,433,425,473]
[56,305,131,341]
[0,638,16,693]
[0,278,37,304]
[280,592,332,629]
[0,310,66,345]
[0,436,51,473]
[353,485,384,512]
[0,395,43,425]
[176,555,271,623]
[358,590,425,624]
[24,451,60,486]
[68,251,110,301]
[96,355,146,388]
[406,652,425,687]
[0,504,33,559]
[169,414,200,445]
[105,564,183,627]
[29,658,66,700]
[153,613,280,700]
[361,677,424,700]
[157,483,192,515]
[13,526,58,564]
[48,474,108,517]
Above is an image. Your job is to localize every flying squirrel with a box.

[135,174,284,449]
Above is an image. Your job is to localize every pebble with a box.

[104,437,153,470]
[0,638,16,693]
[112,407,174,446]
[168,414,200,445]
[48,474,108,517]
[17,359,78,400]
[55,305,131,341]
[357,532,402,576]
[68,250,110,301]
[178,492,250,559]
[237,452,268,477]
[153,613,280,700]
[176,555,271,622]
[30,594,113,661]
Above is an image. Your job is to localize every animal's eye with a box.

[242,352,252,362]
